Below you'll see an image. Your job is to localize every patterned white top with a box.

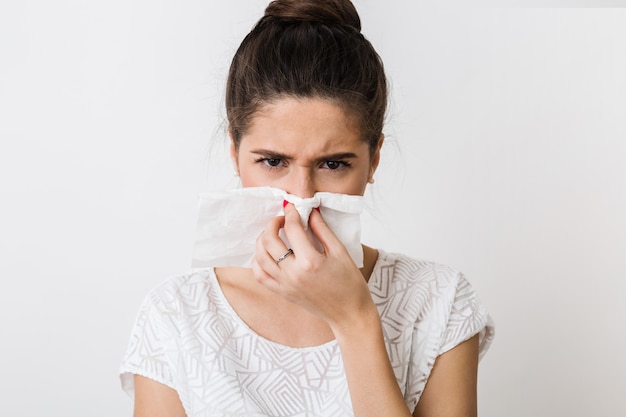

[120,250,494,416]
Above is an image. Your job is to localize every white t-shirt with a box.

[120,250,494,416]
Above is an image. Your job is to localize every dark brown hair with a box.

[226,0,387,155]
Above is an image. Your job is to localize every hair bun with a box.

[264,0,361,32]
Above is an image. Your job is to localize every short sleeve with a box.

[403,263,495,411]
[119,291,177,396]
[438,273,495,360]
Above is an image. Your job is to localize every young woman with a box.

[120,1,494,416]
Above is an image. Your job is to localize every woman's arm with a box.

[413,335,480,417]
[332,307,414,417]
[133,375,186,417]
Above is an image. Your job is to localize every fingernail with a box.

[283,200,288,208]
[314,207,320,213]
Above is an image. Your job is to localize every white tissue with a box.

[191,186,364,268]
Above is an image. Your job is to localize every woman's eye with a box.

[323,160,348,170]
[262,158,283,167]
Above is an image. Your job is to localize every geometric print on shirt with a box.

[120,250,495,416]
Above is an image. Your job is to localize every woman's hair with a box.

[226,0,387,155]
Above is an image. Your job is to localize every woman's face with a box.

[231,97,382,198]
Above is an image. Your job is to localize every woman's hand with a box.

[252,203,376,332]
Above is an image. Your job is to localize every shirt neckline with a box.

[205,249,392,352]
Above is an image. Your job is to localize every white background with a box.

[1,1,625,416]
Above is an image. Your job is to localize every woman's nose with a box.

[283,168,316,198]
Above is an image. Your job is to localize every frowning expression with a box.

[231,97,381,198]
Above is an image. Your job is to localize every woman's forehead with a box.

[244,97,362,143]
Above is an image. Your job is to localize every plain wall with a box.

[1,1,624,416]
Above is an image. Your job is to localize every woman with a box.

[120,1,494,416]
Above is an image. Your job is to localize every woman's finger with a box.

[308,207,345,255]
[255,217,288,273]
[282,203,321,259]
[251,258,280,292]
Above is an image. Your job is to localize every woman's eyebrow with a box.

[317,152,359,161]
[250,149,291,159]
[250,149,358,161]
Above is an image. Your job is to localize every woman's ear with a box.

[229,130,240,176]
[369,134,384,180]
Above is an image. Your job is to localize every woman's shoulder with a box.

[373,249,495,360]
[139,268,218,316]
[374,249,461,286]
